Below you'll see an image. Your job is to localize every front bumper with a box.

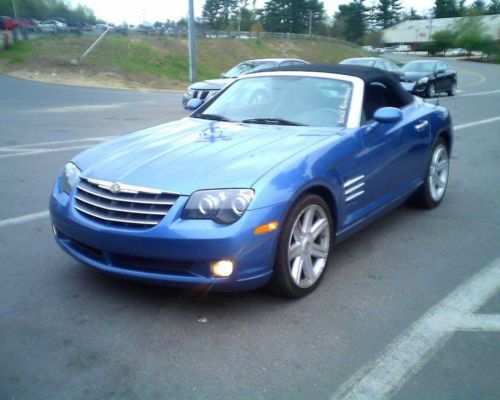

[50,184,287,291]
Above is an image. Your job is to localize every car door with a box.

[339,83,430,224]
[435,62,450,91]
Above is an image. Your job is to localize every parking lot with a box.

[0,55,499,399]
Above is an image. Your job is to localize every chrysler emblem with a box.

[110,182,121,193]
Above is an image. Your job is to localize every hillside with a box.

[0,35,370,90]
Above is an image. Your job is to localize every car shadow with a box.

[68,202,424,316]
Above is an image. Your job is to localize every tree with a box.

[333,0,367,43]
[470,0,486,14]
[202,0,239,30]
[434,0,459,18]
[375,0,393,29]
[407,7,423,20]
[390,0,403,24]
[453,15,496,58]
[431,29,455,55]
[486,0,500,14]
[259,0,325,34]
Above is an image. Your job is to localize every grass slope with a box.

[0,35,369,90]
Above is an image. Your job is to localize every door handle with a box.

[415,120,429,131]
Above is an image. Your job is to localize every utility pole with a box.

[11,0,17,19]
[309,9,313,35]
[188,0,197,82]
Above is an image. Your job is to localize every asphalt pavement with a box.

[0,57,499,400]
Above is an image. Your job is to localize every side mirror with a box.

[374,107,403,124]
[186,98,204,111]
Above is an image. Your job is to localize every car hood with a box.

[404,71,433,82]
[191,78,234,90]
[73,118,341,195]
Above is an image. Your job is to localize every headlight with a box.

[183,189,254,224]
[59,162,81,194]
[417,77,429,85]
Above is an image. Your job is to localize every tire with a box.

[426,83,436,98]
[267,194,334,298]
[448,82,457,96]
[409,137,450,209]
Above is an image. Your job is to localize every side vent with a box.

[344,175,365,203]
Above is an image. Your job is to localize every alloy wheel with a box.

[287,204,330,288]
[428,144,449,202]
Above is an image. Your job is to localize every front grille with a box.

[193,89,217,100]
[74,177,179,228]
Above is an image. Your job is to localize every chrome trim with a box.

[345,190,365,202]
[77,184,175,205]
[74,204,158,225]
[345,182,365,195]
[415,120,429,131]
[83,177,178,195]
[344,175,365,188]
[75,195,168,216]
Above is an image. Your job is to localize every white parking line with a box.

[458,89,500,98]
[331,256,500,400]
[0,211,49,228]
[455,116,500,131]
[0,136,114,149]
[0,137,114,160]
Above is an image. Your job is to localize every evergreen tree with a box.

[390,0,403,24]
[202,0,239,30]
[434,0,459,18]
[260,0,325,34]
[486,0,500,14]
[333,0,367,43]
[471,0,486,14]
[375,0,393,29]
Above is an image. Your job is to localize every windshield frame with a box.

[191,71,364,129]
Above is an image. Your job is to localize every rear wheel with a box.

[268,194,333,298]
[410,138,449,209]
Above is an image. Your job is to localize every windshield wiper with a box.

[241,118,307,126]
[196,113,233,122]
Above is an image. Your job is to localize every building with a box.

[381,14,500,48]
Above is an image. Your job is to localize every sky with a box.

[70,0,471,25]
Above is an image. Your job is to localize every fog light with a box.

[211,260,234,277]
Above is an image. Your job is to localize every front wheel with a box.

[448,82,457,96]
[267,194,333,298]
[410,138,450,209]
[426,83,436,98]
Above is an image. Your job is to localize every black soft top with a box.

[257,63,414,106]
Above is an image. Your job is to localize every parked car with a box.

[38,20,67,33]
[446,48,467,56]
[401,60,457,98]
[182,58,309,108]
[93,23,109,32]
[50,64,453,298]
[0,16,22,31]
[340,57,405,81]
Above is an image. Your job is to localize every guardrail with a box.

[1,27,357,51]
[202,31,356,47]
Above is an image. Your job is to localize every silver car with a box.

[182,58,309,108]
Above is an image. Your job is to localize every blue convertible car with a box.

[50,65,452,298]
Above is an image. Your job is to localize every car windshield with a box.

[222,61,276,78]
[402,62,437,73]
[194,76,354,127]
[342,59,376,67]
